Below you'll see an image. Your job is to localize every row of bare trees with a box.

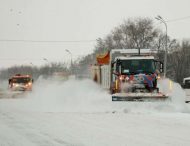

[167,41,190,83]
[0,62,69,80]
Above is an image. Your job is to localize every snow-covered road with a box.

[1,78,190,146]
[1,108,190,146]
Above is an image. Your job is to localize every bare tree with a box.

[167,40,190,83]
[94,17,161,53]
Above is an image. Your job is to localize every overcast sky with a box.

[0,0,190,68]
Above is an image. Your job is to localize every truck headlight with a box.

[157,75,161,79]
[13,83,19,87]
[25,82,32,87]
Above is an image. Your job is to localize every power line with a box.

[1,15,190,43]
[155,15,190,27]
[166,15,190,23]
[0,58,44,61]
[0,39,96,43]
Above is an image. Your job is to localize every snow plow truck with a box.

[91,49,168,101]
[9,74,33,91]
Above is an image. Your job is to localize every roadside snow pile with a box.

[158,78,188,111]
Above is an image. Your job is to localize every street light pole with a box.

[30,62,34,66]
[65,49,73,74]
[43,58,50,76]
[155,15,168,78]
[43,58,49,63]
[65,49,72,65]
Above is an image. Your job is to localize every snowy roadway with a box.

[1,79,190,146]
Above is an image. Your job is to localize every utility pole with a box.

[43,58,50,76]
[155,15,168,78]
[65,49,73,74]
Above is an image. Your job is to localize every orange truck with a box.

[9,74,33,91]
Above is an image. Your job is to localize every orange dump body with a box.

[96,51,110,65]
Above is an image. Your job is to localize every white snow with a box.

[0,77,190,146]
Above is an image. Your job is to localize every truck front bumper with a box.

[112,92,168,101]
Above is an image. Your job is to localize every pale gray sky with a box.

[0,0,190,68]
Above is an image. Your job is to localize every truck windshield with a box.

[119,59,156,74]
[12,78,31,83]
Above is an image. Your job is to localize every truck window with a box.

[12,78,32,83]
[120,59,156,74]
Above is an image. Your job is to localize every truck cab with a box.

[182,77,190,103]
[111,56,163,94]
[9,74,33,91]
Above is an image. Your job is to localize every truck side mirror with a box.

[119,65,122,74]
[154,60,164,73]
[160,62,164,73]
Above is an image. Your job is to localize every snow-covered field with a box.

[0,78,190,146]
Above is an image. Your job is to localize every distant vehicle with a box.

[91,49,168,101]
[182,77,190,103]
[9,74,33,91]
[182,77,190,89]
[52,72,70,81]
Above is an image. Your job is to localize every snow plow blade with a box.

[112,93,168,101]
